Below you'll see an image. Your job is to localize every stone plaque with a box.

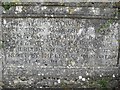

[2,18,119,82]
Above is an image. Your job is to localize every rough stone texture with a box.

[1,0,119,2]
[2,18,119,66]
[0,4,3,82]
[2,2,118,19]
[0,2,120,88]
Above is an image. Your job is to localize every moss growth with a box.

[48,76,116,89]
[0,41,3,49]
[2,2,16,10]
[96,19,114,35]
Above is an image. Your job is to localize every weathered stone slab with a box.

[1,2,119,88]
[2,17,119,87]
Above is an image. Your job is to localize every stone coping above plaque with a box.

[1,2,119,19]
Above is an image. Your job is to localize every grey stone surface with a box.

[0,2,120,88]
[0,5,2,82]
[2,18,119,67]
[1,0,119,2]
[2,2,118,19]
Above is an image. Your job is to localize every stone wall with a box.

[0,2,119,88]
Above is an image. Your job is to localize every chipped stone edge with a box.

[1,0,120,2]
[0,2,2,82]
